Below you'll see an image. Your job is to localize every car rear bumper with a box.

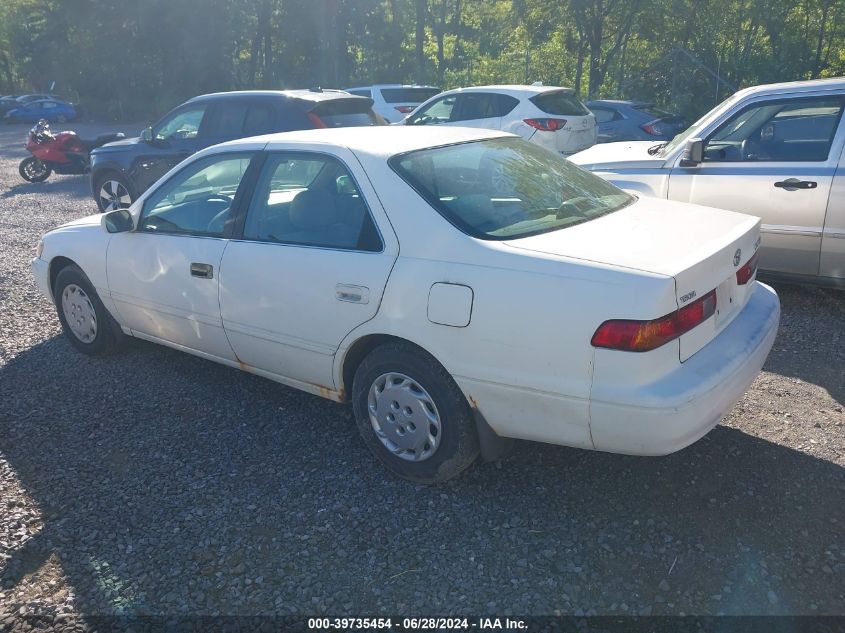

[588,282,780,455]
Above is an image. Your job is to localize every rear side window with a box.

[497,94,519,116]
[531,91,590,116]
[310,99,383,128]
[634,104,674,120]
[243,103,276,135]
[454,93,501,121]
[208,102,249,138]
[380,87,441,103]
[591,107,618,123]
[243,153,382,251]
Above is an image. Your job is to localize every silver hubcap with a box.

[61,284,97,343]
[99,180,131,211]
[367,372,442,462]
[24,160,47,178]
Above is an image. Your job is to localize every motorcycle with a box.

[18,119,125,183]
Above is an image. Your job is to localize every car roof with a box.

[735,77,845,97]
[345,84,440,90]
[217,125,509,158]
[435,84,575,98]
[185,89,364,104]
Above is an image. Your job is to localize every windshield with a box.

[659,93,741,156]
[390,137,634,240]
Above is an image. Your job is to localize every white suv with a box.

[401,84,597,156]
[345,84,441,123]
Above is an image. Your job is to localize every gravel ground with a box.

[0,121,843,620]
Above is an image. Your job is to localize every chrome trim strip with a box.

[761,224,823,237]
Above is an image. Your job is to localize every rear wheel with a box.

[54,264,123,355]
[95,173,133,213]
[19,157,51,182]
[352,342,479,483]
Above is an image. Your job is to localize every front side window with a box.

[243,153,382,251]
[155,105,207,141]
[138,153,253,237]
[454,93,500,121]
[704,96,845,162]
[390,137,633,240]
[408,95,457,125]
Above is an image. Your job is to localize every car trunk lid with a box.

[505,196,762,361]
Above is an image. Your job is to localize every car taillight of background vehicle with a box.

[736,252,760,285]
[524,118,567,131]
[307,112,327,128]
[591,289,718,352]
[640,121,664,136]
[394,105,415,114]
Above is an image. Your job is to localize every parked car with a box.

[0,95,23,114]
[33,126,779,482]
[401,85,597,156]
[344,84,441,122]
[90,89,384,213]
[4,99,76,124]
[586,99,686,142]
[570,78,845,288]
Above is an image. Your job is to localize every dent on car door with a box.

[218,150,398,391]
[133,103,210,193]
[667,94,845,277]
[107,151,256,359]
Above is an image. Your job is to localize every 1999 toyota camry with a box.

[33,126,780,483]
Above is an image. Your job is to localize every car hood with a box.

[568,140,668,170]
[91,136,141,153]
[48,213,103,234]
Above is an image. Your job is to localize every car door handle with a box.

[336,284,369,304]
[774,178,817,190]
[190,263,213,279]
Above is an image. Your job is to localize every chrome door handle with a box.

[190,263,213,279]
[336,284,369,304]
[774,178,817,190]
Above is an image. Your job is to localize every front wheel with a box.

[54,264,124,355]
[19,157,51,182]
[95,173,133,213]
[352,342,479,483]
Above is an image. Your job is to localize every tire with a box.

[54,264,124,356]
[56,114,67,123]
[352,342,480,483]
[19,157,51,182]
[94,172,134,213]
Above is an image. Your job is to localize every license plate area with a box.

[714,277,739,331]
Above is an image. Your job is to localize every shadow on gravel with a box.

[1,334,843,616]
[0,176,91,201]
[764,282,845,405]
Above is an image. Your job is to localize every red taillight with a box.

[307,112,327,128]
[394,105,415,113]
[640,122,661,136]
[736,251,759,285]
[524,118,567,131]
[591,289,717,352]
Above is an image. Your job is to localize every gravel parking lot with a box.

[0,122,843,619]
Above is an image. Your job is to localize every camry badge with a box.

[733,248,742,266]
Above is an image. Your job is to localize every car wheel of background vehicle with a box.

[95,173,133,213]
[54,264,124,356]
[19,157,51,182]
[56,114,67,123]
[352,342,480,483]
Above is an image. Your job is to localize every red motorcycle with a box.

[19,119,125,183]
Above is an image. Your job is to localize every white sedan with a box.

[32,127,780,483]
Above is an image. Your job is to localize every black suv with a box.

[90,89,383,212]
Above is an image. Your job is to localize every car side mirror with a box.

[101,209,134,233]
[680,137,703,167]
[140,126,153,142]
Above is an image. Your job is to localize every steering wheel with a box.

[205,194,233,234]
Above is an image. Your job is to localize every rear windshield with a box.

[380,87,441,103]
[390,137,633,240]
[530,91,591,116]
[310,99,384,127]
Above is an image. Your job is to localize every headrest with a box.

[289,189,339,229]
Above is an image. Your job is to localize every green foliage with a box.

[0,0,843,123]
